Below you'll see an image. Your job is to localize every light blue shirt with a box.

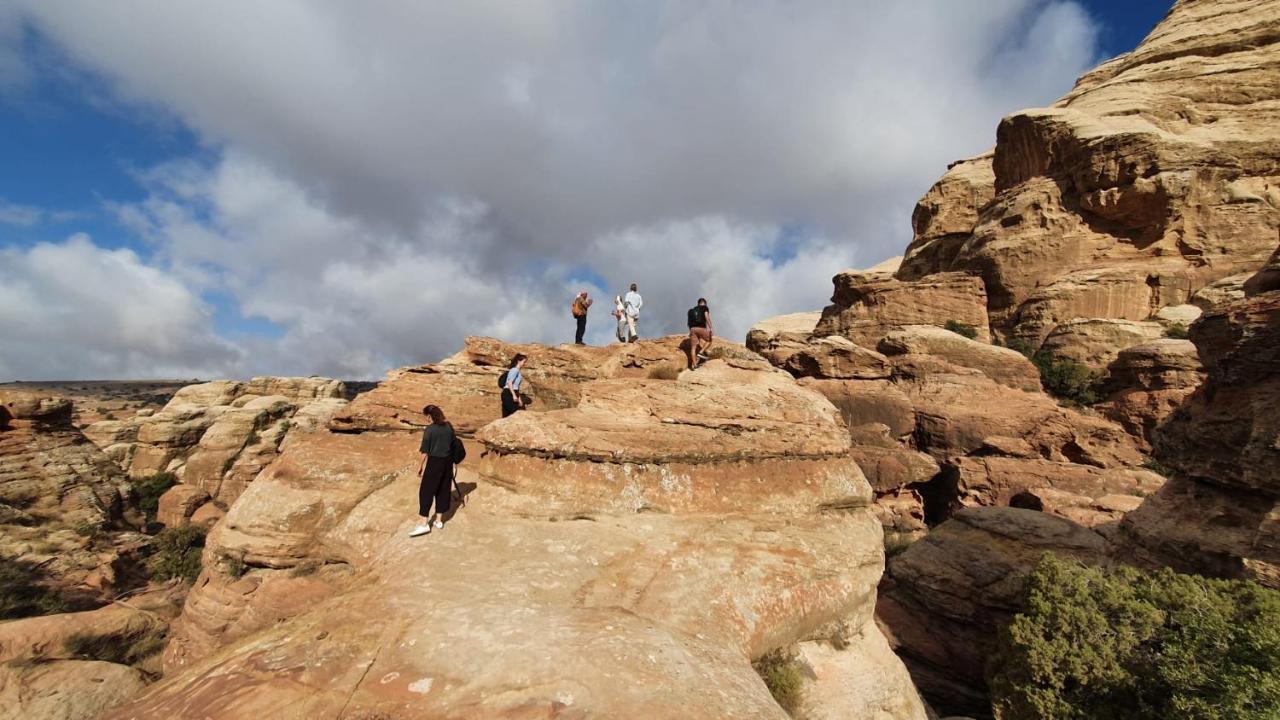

[506,367,523,392]
[624,291,643,317]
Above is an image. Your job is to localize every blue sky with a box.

[0,1,1175,380]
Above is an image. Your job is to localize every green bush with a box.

[0,557,67,620]
[1008,341,1102,405]
[754,650,806,714]
[1164,323,1190,340]
[147,526,206,583]
[989,554,1280,720]
[1141,457,1172,477]
[132,472,179,525]
[944,320,979,340]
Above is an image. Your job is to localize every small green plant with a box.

[988,554,1280,720]
[646,363,682,380]
[1008,341,1103,405]
[0,557,67,619]
[1141,456,1172,477]
[132,472,179,526]
[754,650,806,714]
[147,526,206,583]
[944,320,979,340]
[64,627,167,665]
[221,553,248,579]
[1164,323,1191,340]
[73,520,100,538]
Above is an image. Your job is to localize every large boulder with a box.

[813,272,990,347]
[1097,339,1204,450]
[745,311,824,368]
[1035,317,1166,371]
[0,660,148,720]
[120,346,927,719]
[877,325,1040,391]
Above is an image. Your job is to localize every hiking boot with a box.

[408,524,431,537]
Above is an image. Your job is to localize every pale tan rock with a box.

[1037,317,1166,370]
[155,485,209,528]
[1191,272,1251,309]
[1154,303,1202,326]
[782,335,893,379]
[122,342,926,718]
[814,272,990,346]
[796,624,929,720]
[878,325,1040,390]
[799,379,916,439]
[0,603,166,663]
[188,502,225,527]
[746,310,825,367]
[879,507,1109,716]
[899,153,996,280]
[946,456,1163,524]
[0,660,147,720]
[898,0,1279,340]
[82,419,138,449]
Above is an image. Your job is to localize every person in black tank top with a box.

[410,404,456,537]
[687,298,715,369]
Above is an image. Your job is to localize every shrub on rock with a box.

[988,554,1280,720]
[147,526,206,583]
[945,319,979,340]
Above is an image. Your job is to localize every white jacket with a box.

[624,291,643,317]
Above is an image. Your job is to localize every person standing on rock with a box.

[501,354,527,418]
[571,291,593,345]
[687,297,715,368]
[623,283,643,343]
[612,294,627,343]
[411,404,454,537]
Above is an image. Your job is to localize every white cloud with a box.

[0,235,241,380]
[1,1,1102,379]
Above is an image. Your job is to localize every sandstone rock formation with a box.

[1121,260,1280,587]
[82,377,350,529]
[0,390,144,602]
[897,0,1279,359]
[108,343,928,719]
[1096,338,1204,451]
[812,272,990,346]
[0,659,148,720]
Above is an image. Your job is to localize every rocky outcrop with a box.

[896,0,1279,357]
[0,660,148,720]
[813,272,991,346]
[1037,317,1166,371]
[327,335,744,434]
[108,342,927,719]
[1121,269,1280,587]
[1097,339,1204,450]
[745,311,823,368]
[877,326,1040,391]
[878,507,1110,716]
[0,391,144,601]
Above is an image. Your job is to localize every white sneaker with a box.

[408,524,431,537]
[432,519,443,530]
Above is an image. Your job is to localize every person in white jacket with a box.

[623,283,643,343]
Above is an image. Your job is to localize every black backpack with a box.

[449,434,466,464]
[497,369,509,389]
[688,305,707,328]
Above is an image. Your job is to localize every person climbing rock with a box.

[571,291,593,345]
[410,404,455,537]
[687,297,715,368]
[501,354,527,418]
[623,283,643,342]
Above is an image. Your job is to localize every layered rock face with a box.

[897,0,1279,354]
[83,377,349,529]
[1121,260,1280,587]
[1096,338,1204,451]
[0,391,144,600]
[109,343,927,719]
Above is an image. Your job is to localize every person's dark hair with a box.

[509,353,527,369]
[629,283,637,291]
[697,297,707,306]
[422,404,447,425]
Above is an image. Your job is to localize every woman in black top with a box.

[410,404,455,537]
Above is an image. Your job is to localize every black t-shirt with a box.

[688,305,709,328]
[419,423,455,458]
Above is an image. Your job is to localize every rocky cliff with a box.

[106,337,927,719]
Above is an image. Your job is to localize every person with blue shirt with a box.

[501,353,527,418]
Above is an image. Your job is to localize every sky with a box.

[0,0,1173,381]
